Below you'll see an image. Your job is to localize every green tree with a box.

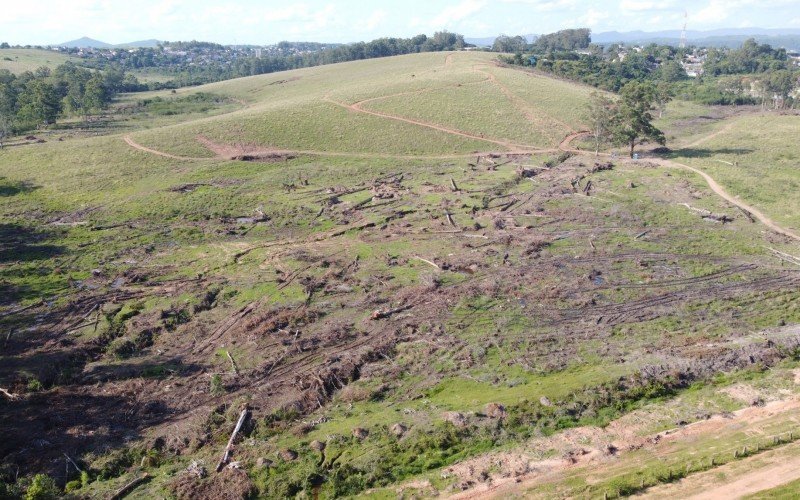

[17,80,60,127]
[765,70,796,109]
[492,35,527,53]
[658,60,687,83]
[0,113,12,148]
[654,81,674,118]
[82,73,108,115]
[585,92,616,155]
[610,81,665,157]
[25,474,59,500]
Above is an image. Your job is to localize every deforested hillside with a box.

[1,50,799,499]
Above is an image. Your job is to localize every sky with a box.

[2,0,800,46]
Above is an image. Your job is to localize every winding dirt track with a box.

[123,134,542,162]
[558,132,800,243]
[325,93,539,151]
[658,158,800,241]
[122,136,212,161]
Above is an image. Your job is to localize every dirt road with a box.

[557,132,800,243]
[656,158,800,242]
[123,134,542,162]
[642,441,800,499]
[123,135,212,161]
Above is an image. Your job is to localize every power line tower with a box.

[679,11,688,49]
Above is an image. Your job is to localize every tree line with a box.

[495,30,799,108]
[76,32,468,89]
[0,62,134,142]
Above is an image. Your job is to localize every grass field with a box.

[1,50,800,499]
[0,48,79,73]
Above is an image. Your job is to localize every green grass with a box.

[670,113,800,231]
[125,51,593,157]
[745,477,800,499]
[0,48,79,74]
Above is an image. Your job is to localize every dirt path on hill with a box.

[557,132,800,243]
[685,120,737,148]
[475,66,578,139]
[124,134,550,162]
[326,62,585,151]
[559,130,590,151]
[641,442,800,499]
[656,158,800,242]
[123,135,213,161]
[126,59,577,161]
[326,94,537,151]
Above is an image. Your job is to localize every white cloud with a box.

[620,0,675,11]
[578,8,611,27]
[364,9,388,31]
[430,0,488,28]
[498,0,578,10]
[1,0,799,46]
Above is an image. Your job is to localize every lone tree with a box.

[586,91,615,156]
[610,81,666,157]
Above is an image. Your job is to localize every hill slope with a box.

[128,51,593,158]
[0,48,79,74]
[1,51,799,499]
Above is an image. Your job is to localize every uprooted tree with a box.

[609,81,666,158]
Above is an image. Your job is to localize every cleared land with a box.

[1,51,799,499]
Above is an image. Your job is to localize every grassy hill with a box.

[128,52,593,157]
[0,48,79,74]
[1,51,800,499]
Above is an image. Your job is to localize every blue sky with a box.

[3,0,800,45]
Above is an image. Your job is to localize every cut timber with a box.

[64,453,83,473]
[0,388,19,400]
[768,247,800,267]
[412,256,440,269]
[109,473,150,500]
[449,178,460,192]
[216,409,249,472]
[371,303,414,320]
[0,300,42,318]
[226,351,239,375]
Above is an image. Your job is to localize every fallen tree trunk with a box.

[216,409,249,472]
[0,388,19,400]
[109,473,150,500]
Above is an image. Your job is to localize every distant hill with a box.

[465,34,537,47]
[56,37,161,48]
[593,28,800,49]
[115,39,161,48]
[58,37,113,48]
[467,28,800,50]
